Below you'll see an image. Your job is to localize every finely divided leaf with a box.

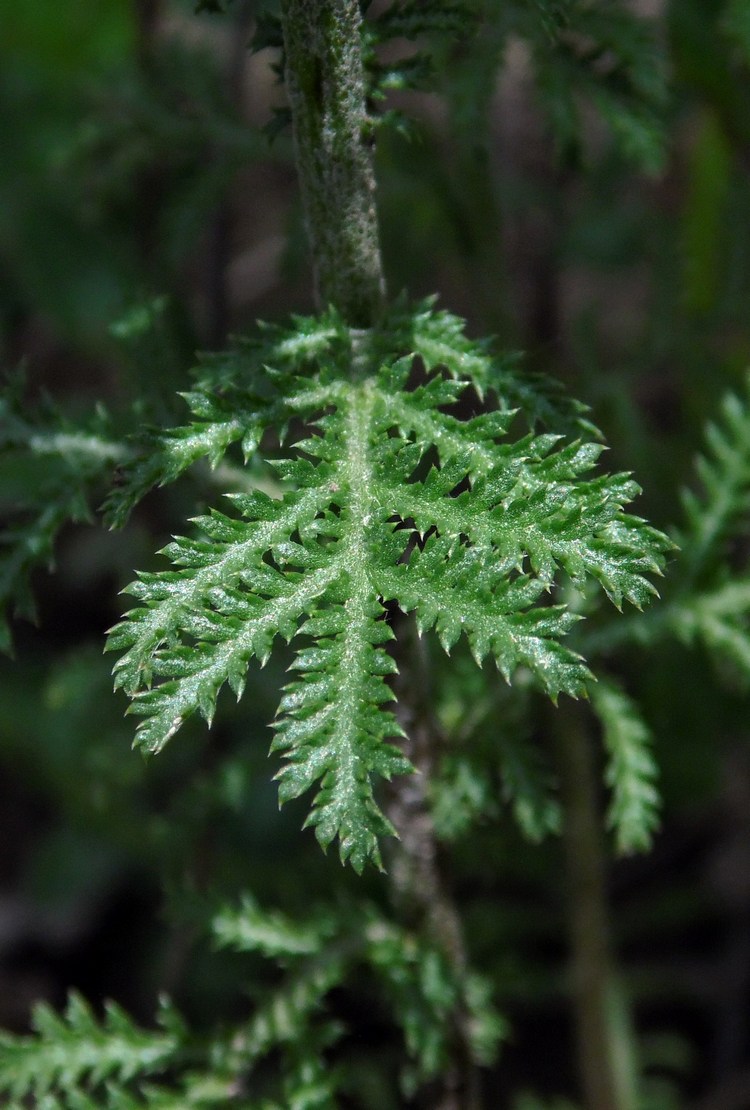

[0,377,124,650]
[103,310,353,528]
[652,376,750,683]
[668,577,750,685]
[212,894,333,957]
[109,306,669,868]
[0,992,179,1103]
[676,376,750,584]
[591,677,660,854]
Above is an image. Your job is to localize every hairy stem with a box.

[388,620,481,1110]
[554,701,637,1110]
[280,0,386,327]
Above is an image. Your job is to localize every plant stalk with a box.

[554,701,638,1110]
[280,0,386,327]
[388,620,481,1110]
[280,6,476,1101]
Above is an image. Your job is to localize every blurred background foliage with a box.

[3,0,750,1105]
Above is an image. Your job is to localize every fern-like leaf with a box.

[645,376,750,683]
[0,375,124,650]
[385,296,600,436]
[212,894,333,958]
[498,728,562,842]
[668,577,750,684]
[39,1073,249,1109]
[527,0,668,170]
[0,992,180,1104]
[676,376,750,585]
[108,307,669,869]
[103,313,351,527]
[363,913,505,1084]
[233,960,346,1064]
[591,677,659,854]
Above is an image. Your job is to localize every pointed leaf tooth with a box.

[530,432,564,457]
[299,609,347,638]
[271,703,337,747]
[227,662,247,700]
[225,489,278,518]
[241,429,261,459]
[436,613,462,654]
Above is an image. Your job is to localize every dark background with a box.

[3,1,750,1105]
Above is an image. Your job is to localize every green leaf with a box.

[237,961,346,1064]
[384,296,598,435]
[0,375,124,650]
[0,992,179,1102]
[676,374,750,585]
[498,728,562,842]
[363,2,474,108]
[109,305,669,868]
[591,677,659,855]
[212,894,333,958]
[41,1074,246,1109]
[585,375,750,662]
[103,313,349,527]
[668,577,750,685]
[363,913,505,1087]
[431,752,498,840]
[529,0,668,171]
[632,375,750,684]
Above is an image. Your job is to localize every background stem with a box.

[280,0,386,327]
[554,701,638,1110]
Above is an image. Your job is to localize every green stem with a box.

[280,0,386,327]
[554,701,638,1110]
